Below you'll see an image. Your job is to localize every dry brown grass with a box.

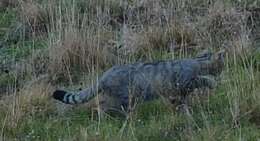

[29,49,50,76]
[18,0,48,36]
[0,79,54,130]
[1,0,260,140]
[118,22,196,60]
[206,1,249,48]
[48,27,117,81]
[0,0,19,8]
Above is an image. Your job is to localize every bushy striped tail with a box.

[53,86,98,104]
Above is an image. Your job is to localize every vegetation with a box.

[0,0,260,140]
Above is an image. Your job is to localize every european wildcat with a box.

[53,50,225,112]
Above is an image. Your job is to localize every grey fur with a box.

[53,50,225,111]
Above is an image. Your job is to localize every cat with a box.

[53,50,225,112]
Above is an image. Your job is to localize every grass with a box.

[0,40,47,60]
[0,0,260,141]
[0,8,16,38]
[0,63,259,141]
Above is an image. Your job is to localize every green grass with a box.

[0,72,16,93]
[1,64,260,140]
[0,8,16,38]
[0,40,48,61]
[1,99,259,141]
[0,0,260,141]
[0,8,16,45]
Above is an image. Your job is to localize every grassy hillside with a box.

[0,0,260,140]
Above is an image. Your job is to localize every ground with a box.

[0,0,260,141]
